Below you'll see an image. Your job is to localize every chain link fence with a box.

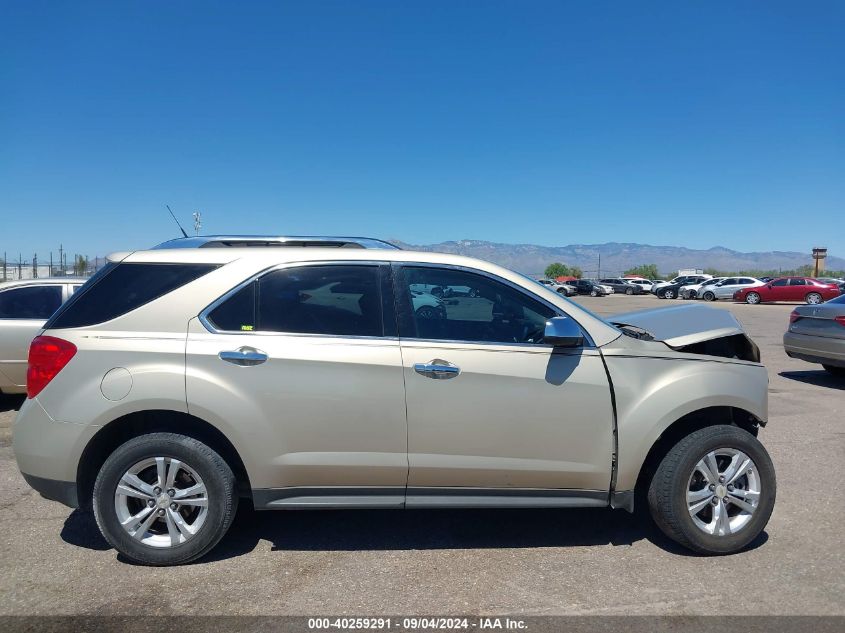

[0,253,103,282]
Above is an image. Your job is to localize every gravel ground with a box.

[0,294,843,616]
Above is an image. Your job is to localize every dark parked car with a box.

[599,278,643,295]
[656,276,711,299]
[784,294,845,376]
[568,279,612,297]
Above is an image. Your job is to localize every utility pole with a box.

[33,254,38,278]
[2,252,6,281]
[597,253,601,279]
[58,244,64,275]
[18,253,22,279]
[50,252,53,277]
[193,211,202,235]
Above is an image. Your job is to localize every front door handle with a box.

[414,359,461,380]
[219,346,268,366]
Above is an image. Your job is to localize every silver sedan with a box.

[783,294,845,377]
[0,278,87,393]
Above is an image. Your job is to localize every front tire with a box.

[647,425,775,555]
[664,289,676,299]
[93,433,237,566]
[703,291,715,302]
[590,289,598,297]
[415,305,439,320]
[745,292,761,304]
[626,287,634,295]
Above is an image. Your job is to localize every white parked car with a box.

[625,278,654,292]
[700,277,765,302]
[680,277,726,300]
[652,274,713,294]
[410,290,446,320]
[536,279,576,296]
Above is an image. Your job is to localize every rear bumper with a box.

[13,397,93,489]
[783,331,845,368]
[21,473,78,508]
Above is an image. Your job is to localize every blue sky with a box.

[1,1,843,260]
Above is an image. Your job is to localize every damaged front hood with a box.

[609,304,746,348]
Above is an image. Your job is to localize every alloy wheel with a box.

[686,448,761,537]
[806,293,822,305]
[114,457,209,548]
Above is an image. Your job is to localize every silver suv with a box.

[14,247,775,565]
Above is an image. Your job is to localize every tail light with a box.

[789,311,801,323]
[835,316,845,327]
[27,336,77,399]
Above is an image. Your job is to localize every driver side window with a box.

[397,266,556,345]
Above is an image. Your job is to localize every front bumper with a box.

[784,331,845,368]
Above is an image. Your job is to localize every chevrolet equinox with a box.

[14,246,775,565]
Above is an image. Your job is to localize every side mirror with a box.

[544,316,584,347]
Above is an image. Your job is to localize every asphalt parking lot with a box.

[0,294,843,616]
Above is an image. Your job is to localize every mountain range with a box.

[391,240,845,277]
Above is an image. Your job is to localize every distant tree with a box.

[664,271,679,281]
[570,266,583,279]
[544,262,571,279]
[73,254,86,276]
[624,264,659,279]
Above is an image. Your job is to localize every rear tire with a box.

[805,292,823,305]
[647,425,775,555]
[93,433,237,566]
[823,364,845,377]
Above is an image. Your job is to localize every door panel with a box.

[394,264,614,493]
[0,320,45,387]
[186,332,408,490]
[186,262,407,492]
[400,341,614,490]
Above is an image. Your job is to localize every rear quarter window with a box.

[46,262,219,328]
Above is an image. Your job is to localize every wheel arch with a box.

[76,409,252,510]
[631,406,762,509]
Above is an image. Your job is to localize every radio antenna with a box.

[166,204,189,238]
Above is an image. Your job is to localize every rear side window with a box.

[46,263,218,329]
[205,265,384,337]
[0,286,63,319]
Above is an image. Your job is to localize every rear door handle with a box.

[219,346,268,366]
[414,359,461,380]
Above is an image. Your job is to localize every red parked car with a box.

[733,277,841,305]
